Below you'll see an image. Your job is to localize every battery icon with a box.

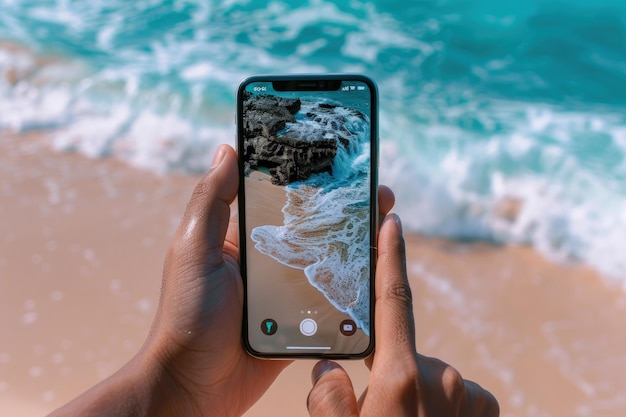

[357,86,365,91]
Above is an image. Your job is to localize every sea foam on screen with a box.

[1,0,626,286]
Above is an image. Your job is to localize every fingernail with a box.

[210,146,227,169]
[393,213,403,236]
[311,360,340,384]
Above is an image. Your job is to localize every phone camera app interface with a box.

[242,79,374,355]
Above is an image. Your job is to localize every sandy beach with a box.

[1,131,626,416]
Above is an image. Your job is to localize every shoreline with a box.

[1,132,625,416]
[243,170,371,354]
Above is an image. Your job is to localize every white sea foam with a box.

[251,180,371,332]
[0,44,232,174]
[381,97,626,285]
[51,108,224,175]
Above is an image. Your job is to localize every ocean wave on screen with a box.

[251,179,371,333]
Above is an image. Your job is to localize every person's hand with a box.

[135,143,290,417]
[306,213,500,417]
[50,143,397,417]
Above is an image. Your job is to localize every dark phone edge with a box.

[236,74,379,360]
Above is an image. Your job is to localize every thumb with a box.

[168,144,238,270]
[157,144,239,329]
[307,361,359,417]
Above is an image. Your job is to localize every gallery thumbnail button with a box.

[340,319,357,336]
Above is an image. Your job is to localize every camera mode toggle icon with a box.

[261,318,278,335]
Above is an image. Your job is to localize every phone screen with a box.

[237,75,378,358]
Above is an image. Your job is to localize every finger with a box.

[224,200,239,262]
[416,354,500,416]
[224,146,240,260]
[373,213,416,362]
[462,379,500,417]
[361,185,396,372]
[378,185,395,219]
[307,361,359,417]
[364,354,373,370]
[170,145,239,268]
[357,386,369,410]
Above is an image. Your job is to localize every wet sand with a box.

[1,132,625,416]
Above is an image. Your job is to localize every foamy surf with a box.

[252,179,371,333]
[379,100,626,286]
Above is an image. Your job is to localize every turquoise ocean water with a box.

[1,0,626,284]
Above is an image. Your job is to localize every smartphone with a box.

[237,74,378,359]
